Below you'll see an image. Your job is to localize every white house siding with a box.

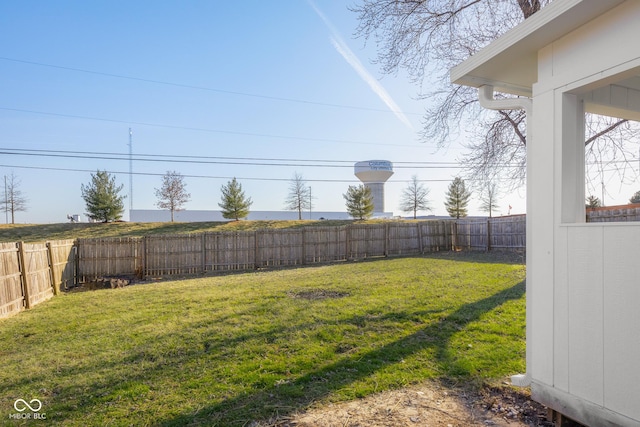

[528,2,640,425]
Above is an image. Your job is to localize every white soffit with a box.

[450,0,626,96]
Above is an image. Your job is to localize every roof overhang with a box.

[450,0,626,97]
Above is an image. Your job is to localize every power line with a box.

[0,150,467,168]
[0,147,470,168]
[0,56,423,116]
[0,107,422,148]
[0,163,458,183]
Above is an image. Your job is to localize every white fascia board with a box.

[450,0,626,96]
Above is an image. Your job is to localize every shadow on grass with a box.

[158,280,526,426]
[421,250,525,266]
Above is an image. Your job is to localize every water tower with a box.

[354,160,394,213]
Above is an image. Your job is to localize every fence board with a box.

[145,234,203,276]
[206,232,256,272]
[490,216,526,250]
[348,224,387,259]
[420,221,452,252]
[587,205,640,222]
[71,218,528,282]
[256,229,304,267]
[387,223,421,256]
[0,243,22,318]
[302,226,347,263]
[20,242,54,308]
[77,237,142,281]
[48,239,76,291]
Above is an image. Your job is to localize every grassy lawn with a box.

[0,252,525,426]
[0,219,384,243]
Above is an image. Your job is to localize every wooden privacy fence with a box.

[587,204,640,222]
[0,218,527,318]
[77,217,526,281]
[0,240,75,319]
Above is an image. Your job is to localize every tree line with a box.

[3,169,640,223]
[76,170,500,222]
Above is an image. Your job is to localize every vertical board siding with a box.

[21,242,54,308]
[302,226,347,263]
[206,232,256,272]
[77,237,142,281]
[73,218,528,280]
[0,243,23,318]
[145,234,203,276]
[387,223,420,255]
[348,224,387,259]
[490,215,526,250]
[420,221,453,252]
[256,229,304,267]
[587,205,640,222]
[0,239,74,318]
[48,240,76,291]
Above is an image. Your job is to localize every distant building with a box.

[129,209,393,222]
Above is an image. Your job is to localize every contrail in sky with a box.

[307,1,414,130]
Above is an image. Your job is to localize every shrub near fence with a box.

[0,239,75,319]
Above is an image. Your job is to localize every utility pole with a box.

[309,187,312,220]
[128,128,133,211]
[4,175,7,224]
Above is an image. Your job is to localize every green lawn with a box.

[0,252,525,426]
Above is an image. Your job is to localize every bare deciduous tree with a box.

[479,181,500,218]
[2,172,28,224]
[155,171,191,222]
[352,0,638,192]
[284,172,311,220]
[399,175,431,219]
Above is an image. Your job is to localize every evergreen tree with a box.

[630,190,640,204]
[343,185,374,220]
[155,171,191,222]
[81,170,125,222]
[586,195,602,209]
[218,178,252,220]
[444,177,471,219]
[399,175,431,219]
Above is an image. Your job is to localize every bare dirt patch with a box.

[255,382,554,427]
[288,289,351,300]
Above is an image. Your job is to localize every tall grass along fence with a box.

[0,240,75,319]
[76,218,526,282]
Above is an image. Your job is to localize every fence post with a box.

[201,233,207,273]
[301,228,306,265]
[384,223,390,257]
[46,242,59,295]
[254,230,260,269]
[141,236,147,280]
[417,222,424,254]
[487,219,492,252]
[344,224,351,261]
[73,240,79,286]
[17,242,31,309]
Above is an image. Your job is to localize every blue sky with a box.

[1,0,530,223]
